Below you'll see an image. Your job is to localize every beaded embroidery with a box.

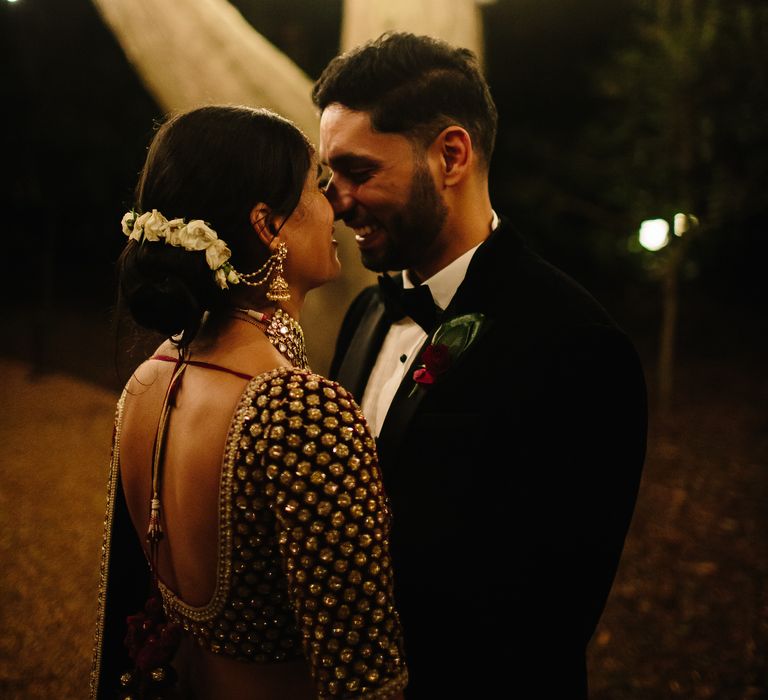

[155,367,408,696]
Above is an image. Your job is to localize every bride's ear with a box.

[249,203,284,248]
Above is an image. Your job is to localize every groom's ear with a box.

[433,126,472,186]
[250,203,283,248]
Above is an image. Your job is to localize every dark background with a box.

[2,1,766,697]
[3,0,766,386]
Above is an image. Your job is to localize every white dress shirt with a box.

[360,211,499,437]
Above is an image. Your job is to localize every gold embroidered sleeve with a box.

[254,371,408,698]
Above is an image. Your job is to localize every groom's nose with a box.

[324,178,354,221]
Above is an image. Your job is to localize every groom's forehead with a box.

[319,104,410,164]
[319,105,375,155]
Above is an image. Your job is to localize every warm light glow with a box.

[674,213,688,237]
[639,219,670,251]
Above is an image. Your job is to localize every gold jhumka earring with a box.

[238,241,290,301]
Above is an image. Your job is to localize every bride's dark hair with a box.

[117,105,312,347]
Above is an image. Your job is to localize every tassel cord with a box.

[146,353,188,580]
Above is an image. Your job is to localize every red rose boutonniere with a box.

[410,312,487,396]
[413,343,452,385]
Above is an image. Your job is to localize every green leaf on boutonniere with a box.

[409,312,487,396]
[431,312,487,356]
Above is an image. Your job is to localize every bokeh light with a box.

[639,218,670,251]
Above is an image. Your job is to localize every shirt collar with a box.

[402,209,499,311]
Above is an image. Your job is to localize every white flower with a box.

[131,211,152,242]
[142,209,168,242]
[215,268,229,289]
[120,208,238,292]
[205,238,231,270]
[121,211,136,237]
[182,220,218,251]
[165,219,186,247]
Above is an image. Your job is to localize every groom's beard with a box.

[361,161,448,274]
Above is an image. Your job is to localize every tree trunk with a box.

[89,0,490,373]
[657,254,679,415]
[342,0,487,57]
[89,0,319,141]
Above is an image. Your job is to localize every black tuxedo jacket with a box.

[331,220,647,698]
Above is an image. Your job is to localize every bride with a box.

[91,105,408,700]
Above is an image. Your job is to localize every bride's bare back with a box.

[117,325,407,699]
[120,331,315,699]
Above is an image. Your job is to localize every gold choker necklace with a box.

[234,308,309,370]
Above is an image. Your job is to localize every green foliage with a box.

[581,0,768,298]
[486,0,768,306]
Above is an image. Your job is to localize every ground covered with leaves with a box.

[0,304,765,698]
[589,350,767,699]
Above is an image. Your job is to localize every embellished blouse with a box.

[91,366,408,699]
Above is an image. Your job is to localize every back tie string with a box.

[147,352,188,578]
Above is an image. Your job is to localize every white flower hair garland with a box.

[121,209,241,289]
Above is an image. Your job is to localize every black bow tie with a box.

[378,274,441,332]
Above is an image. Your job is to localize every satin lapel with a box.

[336,296,390,402]
[376,334,432,461]
[376,310,494,460]
[376,223,518,458]
[376,270,487,461]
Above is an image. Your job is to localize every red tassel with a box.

[146,497,163,544]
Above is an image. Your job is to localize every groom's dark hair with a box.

[312,32,497,168]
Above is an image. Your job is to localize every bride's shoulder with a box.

[243,368,361,408]
[122,340,178,395]
[236,369,368,441]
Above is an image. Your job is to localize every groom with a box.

[314,32,647,698]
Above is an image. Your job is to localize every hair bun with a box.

[118,239,218,344]
[125,275,203,340]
